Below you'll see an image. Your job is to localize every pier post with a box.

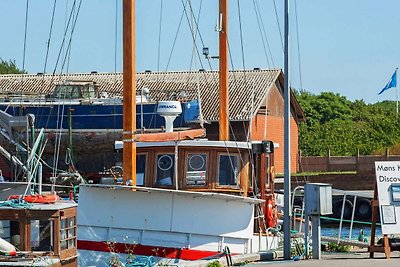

[311,215,321,259]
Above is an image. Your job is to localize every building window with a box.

[60,217,76,250]
[218,154,239,186]
[186,153,207,186]
[156,154,174,186]
[136,154,146,186]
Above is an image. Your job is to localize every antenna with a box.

[157,101,182,132]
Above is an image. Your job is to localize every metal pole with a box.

[311,215,321,259]
[283,0,291,260]
[396,68,398,115]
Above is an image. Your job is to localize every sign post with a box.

[370,161,400,258]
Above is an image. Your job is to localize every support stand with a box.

[304,214,321,259]
[369,182,393,259]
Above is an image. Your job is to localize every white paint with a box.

[375,161,400,234]
[77,185,275,266]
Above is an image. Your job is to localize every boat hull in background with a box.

[0,100,199,130]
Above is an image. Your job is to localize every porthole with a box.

[157,155,173,171]
[188,154,205,171]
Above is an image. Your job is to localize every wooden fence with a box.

[299,149,400,173]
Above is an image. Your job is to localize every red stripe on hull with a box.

[77,240,221,261]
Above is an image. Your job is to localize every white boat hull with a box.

[77,185,277,266]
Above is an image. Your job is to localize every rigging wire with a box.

[189,0,203,71]
[181,0,216,74]
[157,0,164,73]
[43,0,58,74]
[59,0,83,74]
[236,0,246,72]
[163,3,186,73]
[52,0,83,177]
[65,2,78,74]
[253,0,274,68]
[294,0,304,92]
[55,0,83,172]
[51,0,77,75]
[22,0,30,73]
[272,0,284,51]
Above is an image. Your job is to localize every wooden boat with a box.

[0,198,78,266]
[76,0,278,266]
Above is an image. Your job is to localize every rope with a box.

[293,212,380,226]
[0,198,33,209]
[123,255,156,267]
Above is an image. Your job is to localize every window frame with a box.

[154,152,176,188]
[183,152,209,188]
[216,152,241,189]
[136,153,147,186]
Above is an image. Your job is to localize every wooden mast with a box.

[122,0,137,186]
[219,0,229,141]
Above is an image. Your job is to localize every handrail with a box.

[291,187,375,246]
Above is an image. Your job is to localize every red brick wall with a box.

[251,115,299,173]
[249,82,299,173]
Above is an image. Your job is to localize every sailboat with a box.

[76,0,278,266]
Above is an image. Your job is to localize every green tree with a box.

[296,90,400,156]
[0,59,25,74]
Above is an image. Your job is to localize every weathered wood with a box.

[135,128,206,142]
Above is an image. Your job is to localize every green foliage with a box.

[295,90,400,156]
[0,59,25,74]
[326,242,351,252]
[206,261,221,267]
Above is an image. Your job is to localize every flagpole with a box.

[397,68,398,115]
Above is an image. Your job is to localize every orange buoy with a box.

[266,198,277,228]
[7,194,60,204]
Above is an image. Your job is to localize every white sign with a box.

[375,161,400,234]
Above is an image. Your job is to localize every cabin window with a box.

[185,153,207,186]
[81,85,97,98]
[156,154,174,186]
[71,86,81,98]
[136,154,146,186]
[60,217,76,250]
[218,154,239,186]
[31,220,53,251]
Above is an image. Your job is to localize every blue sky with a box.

[0,0,399,104]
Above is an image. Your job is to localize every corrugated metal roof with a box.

[0,69,282,121]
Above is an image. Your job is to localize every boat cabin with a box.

[114,140,274,197]
[51,81,99,100]
[0,202,78,266]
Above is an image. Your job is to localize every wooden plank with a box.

[135,128,206,142]
[239,153,249,197]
